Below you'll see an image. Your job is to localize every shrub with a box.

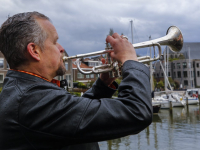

[77,82,87,89]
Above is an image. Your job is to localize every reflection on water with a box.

[99,105,200,150]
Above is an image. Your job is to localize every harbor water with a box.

[99,105,200,150]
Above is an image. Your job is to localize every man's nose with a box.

[57,43,64,52]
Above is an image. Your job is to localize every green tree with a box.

[157,80,164,90]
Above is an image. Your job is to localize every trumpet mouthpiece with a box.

[63,56,67,62]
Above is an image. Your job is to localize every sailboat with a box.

[152,47,186,108]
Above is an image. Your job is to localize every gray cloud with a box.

[0,0,199,57]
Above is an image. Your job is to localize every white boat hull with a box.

[173,101,185,107]
[184,98,199,105]
[152,100,173,109]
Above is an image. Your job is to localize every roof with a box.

[64,50,69,57]
[168,42,200,59]
[72,62,93,69]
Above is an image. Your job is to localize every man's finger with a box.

[106,33,120,45]
[106,35,114,44]
[112,33,120,39]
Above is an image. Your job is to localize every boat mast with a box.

[149,35,154,92]
[130,20,134,44]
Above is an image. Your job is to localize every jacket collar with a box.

[8,69,60,87]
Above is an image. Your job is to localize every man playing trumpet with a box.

[0,12,152,150]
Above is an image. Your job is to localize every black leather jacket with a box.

[0,60,152,150]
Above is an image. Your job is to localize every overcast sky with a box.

[0,0,199,57]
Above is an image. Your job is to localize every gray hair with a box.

[0,11,50,69]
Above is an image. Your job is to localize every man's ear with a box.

[27,43,41,61]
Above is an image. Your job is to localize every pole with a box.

[130,20,134,44]
[167,46,169,80]
[149,36,153,92]
[188,46,191,88]
[164,48,167,91]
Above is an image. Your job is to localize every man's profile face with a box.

[37,19,66,77]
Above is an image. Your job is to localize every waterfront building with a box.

[154,42,200,89]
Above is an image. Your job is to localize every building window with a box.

[90,74,94,78]
[88,62,100,67]
[0,74,3,83]
[157,73,159,77]
[173,63,176,69]
[86,75,90,78]
[0,58,4,68]
[77,73,84,79]
[66,74,71,80]
[96,74,99,78]
[161,73,163,77]
[184,80,188,86]
[177,71,181,78]
[191,71,193,77]
[177,63,181,69]
[183,62,187,68]
[65,62,68,70]
[58,76,64,80]
[168,72,170,76]
[188,62,192,68]
[197,63,199,68]
[174,72,176,78]
[197,71,200,77]
[183,71,187,77]
[89,62,94,67]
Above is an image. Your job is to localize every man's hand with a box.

[106,33,138,64]
[100,33,137,86]
[99,58,117,86]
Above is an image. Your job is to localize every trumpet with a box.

[63,26,183,78]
